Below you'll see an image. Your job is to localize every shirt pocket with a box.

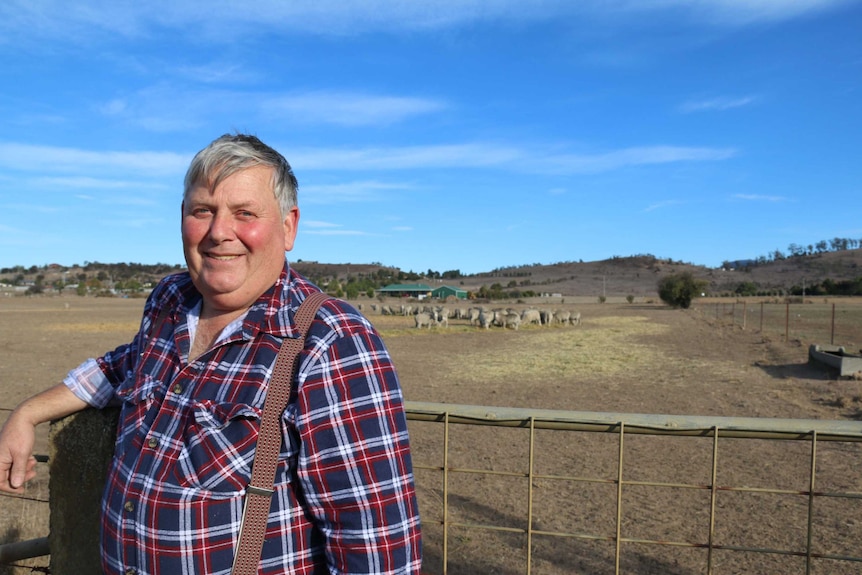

[115,374,164,451]
[175,401,262,493]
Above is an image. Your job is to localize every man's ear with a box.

[283,206,299,251]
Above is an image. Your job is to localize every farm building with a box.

[377,283,433,298]
[431,285,467,300]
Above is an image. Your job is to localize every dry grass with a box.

[42,321,141,334]
[438,316,668,382]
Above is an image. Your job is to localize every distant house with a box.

[431,285,467,300]
[377,283,433,298]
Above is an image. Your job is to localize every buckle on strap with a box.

[246,484,275,497]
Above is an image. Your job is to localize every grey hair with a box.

[183,133,298,217]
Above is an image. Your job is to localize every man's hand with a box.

[0,410,38,493]
[0,383,89,493]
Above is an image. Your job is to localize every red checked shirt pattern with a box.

[63,264,422,575]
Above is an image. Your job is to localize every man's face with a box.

[182,165,298,314]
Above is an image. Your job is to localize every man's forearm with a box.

[13,383,90,427]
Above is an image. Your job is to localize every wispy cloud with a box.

[290,143,736,174]
[301,181,414,204]
[644,199,682,212]
[0,140,736,186]
[30,176,168,191]
[534,145,737,174]
[303,220,343,229]
[680,96,757,113]
[0,142,188,177]
[172,61,248,84]
[301,220,370,236]
[1,0,853,45]
[1,203,63,214]
[262,92,446,127]
[658,0,857,25]
[95,86,444,132]
[98,217,168,229]
[733,193,792,202]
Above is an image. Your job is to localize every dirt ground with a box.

[2,295,862,575]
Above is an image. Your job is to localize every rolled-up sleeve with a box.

[63,357,117,408]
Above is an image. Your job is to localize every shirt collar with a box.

[238,261,299,340]
[166,261,307,344]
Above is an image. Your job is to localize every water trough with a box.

[809,344,862,377]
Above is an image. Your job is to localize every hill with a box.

[2,250,862,298]
[460,250,862,298]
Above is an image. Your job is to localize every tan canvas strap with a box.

[231,291,331,575]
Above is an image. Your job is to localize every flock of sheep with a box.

[363,303,582,330]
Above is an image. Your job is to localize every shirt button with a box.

[124,501,134,512]
[172,384,183,394]
[146,437,158,449]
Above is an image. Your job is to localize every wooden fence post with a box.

[831,303,836,345]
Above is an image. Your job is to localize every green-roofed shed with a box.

[431,285,467,300]
[377,283,433,298]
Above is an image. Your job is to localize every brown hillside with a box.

[455,250,862,297]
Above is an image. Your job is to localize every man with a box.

[0,134,422,574]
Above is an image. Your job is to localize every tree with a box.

[734,281,758,297]
[345,284,359,300]
[657,272,708,309]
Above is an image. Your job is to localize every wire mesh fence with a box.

[406,402,862,575]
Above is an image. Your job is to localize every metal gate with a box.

[405,401,862,575]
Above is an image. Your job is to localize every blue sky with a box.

[1,1,861,274]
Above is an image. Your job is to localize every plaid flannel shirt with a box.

[64,264,422,575]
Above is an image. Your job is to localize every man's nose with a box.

[208,212,235,243]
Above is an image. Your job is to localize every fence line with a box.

[698,300,862,351]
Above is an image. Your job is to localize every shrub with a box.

[734,281,759,297]
[626,295,635,304]
[657,272,707,309]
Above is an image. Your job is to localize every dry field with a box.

[3,294,862,574]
